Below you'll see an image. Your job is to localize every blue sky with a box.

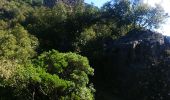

[84,0,110,7]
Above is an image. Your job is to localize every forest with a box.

[0,0,169,100]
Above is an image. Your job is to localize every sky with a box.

[143,0,170,36]
[84,0,170,36]
[84,0,110,7]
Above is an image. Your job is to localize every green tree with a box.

[25,2,99,52]
[3,50,94,100]
[0,25,38,63]
[101,0,168,36]
[0,0,33,26]
[131,2,168,29]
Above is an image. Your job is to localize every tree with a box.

[4,50,94,100]
[101,0,168,36]
[0,0,33,26]
[131,2,168,29]
[43,0,84,7]
[33,50,94,99]
[0,25,38,63]
[25,2,99,52]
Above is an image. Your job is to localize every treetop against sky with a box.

[85,0,170,36]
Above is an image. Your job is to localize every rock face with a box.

[106,30,170,100]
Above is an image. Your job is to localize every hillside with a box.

[0,0,169,100]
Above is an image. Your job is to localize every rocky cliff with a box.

[103,29,170,100]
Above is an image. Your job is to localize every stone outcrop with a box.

[105,29,170,100]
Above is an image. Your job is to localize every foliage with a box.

[0,0,168,99]
[2,50,94,100]
[33,50,94,99]
[0,25,38,63]
[0,0,33,24]
[101,0,168,36]
[25,2,99,52]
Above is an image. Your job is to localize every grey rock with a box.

[106,29,170,100]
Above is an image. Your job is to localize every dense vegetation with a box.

[0,0,168,99]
